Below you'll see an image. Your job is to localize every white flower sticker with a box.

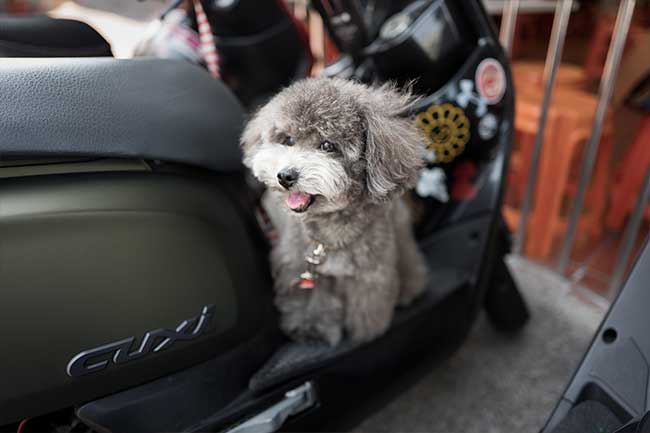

[416,167,449,202]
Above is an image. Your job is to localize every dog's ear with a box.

[239,108,266,168]
[363,83,425,202]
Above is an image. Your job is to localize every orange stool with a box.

[513,61,588,91]
[606,116,650,230]
[504,87,614,258]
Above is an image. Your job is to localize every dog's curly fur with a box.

[241,77,429,346]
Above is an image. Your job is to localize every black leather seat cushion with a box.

[0,15,112,57]
[0,58,245,172]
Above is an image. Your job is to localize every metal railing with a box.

[512,0,573,255]
[499,0,649,298]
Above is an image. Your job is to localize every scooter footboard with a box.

[0,159,278,425]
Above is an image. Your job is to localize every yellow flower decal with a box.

[416,103,470,163]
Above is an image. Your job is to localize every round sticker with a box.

[415,103,470,163]
[475,58,506,105]
[478,113,498,140]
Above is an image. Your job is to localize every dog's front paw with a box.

[345,302,393,343]
[282,315,343,347]
[398,267,428,307]
[346,313,391,343]
[276,290,344,346]
[398,253,429,307]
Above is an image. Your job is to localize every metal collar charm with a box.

[299,243,327,289]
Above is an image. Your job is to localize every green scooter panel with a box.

[0,169,274,424]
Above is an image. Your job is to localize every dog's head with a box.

[241,78,425,214]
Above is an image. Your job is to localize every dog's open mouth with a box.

[286,192,314,213]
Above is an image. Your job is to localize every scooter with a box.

[0,1,529,431]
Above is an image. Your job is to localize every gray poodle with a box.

[241,77,429,346]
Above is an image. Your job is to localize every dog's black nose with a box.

[277,168,299,189]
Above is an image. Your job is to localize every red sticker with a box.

[451,161,478,201]
[475,58,506,105]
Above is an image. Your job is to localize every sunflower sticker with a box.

[416,103,470,163]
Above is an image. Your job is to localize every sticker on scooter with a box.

[475,58,506,105]
[415,103,470,163]
[478,113,498,140]
[451,161,479,201]
[416,167,449,202]
[456,79,488,117]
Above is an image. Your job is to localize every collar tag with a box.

[298,271,316,290]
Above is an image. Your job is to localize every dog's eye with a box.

[320,140,337,153]
[280,134,295,146]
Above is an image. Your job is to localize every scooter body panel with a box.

[0,168,276,424]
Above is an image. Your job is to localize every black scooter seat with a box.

[0,15,112,57]
[0,58,245,172]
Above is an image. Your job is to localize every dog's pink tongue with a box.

[287,192,311,210]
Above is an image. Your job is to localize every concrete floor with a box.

[352,256,606,433]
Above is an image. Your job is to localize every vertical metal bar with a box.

[322,10,328,66]
[294,0,307,23]
[309,9,325,74]
[607,168,650,296]
[557,0,636,273]
[499,0,520,56]
[513,0,573,255]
